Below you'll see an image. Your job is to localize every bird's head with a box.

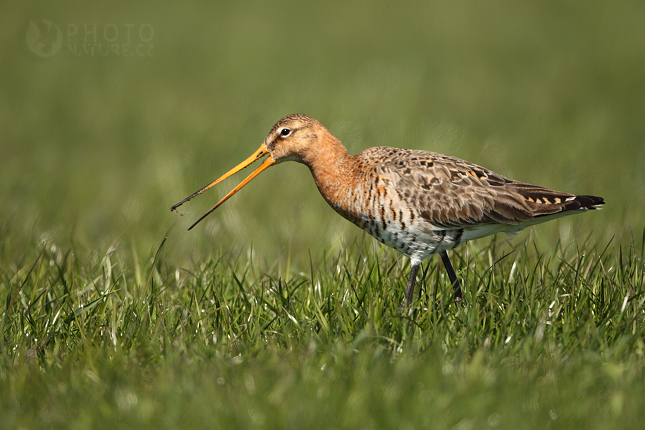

[262,113,327,164]
[171,114,329,229]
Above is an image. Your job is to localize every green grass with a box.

[2,0,645,428]
[1,237,644,428]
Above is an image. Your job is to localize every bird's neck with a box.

[301,136,361,220]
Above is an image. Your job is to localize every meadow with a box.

[1,1,645,428]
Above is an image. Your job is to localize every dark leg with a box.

[440,250,462,301]
[404,261,421,307]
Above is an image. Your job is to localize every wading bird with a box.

[172,114,603,308]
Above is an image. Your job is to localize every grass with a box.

[1,235,644,428]
[2,0,645,428]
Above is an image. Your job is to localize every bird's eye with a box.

[280,128,292,138]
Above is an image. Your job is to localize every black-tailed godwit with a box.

[172,114,604,307]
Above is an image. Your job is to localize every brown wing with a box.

[369,148,603,229]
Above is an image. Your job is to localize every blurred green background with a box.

[1,0,644,269]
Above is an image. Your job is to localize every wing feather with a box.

[362,147,603,229]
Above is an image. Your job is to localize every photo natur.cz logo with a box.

[26,20,154,58]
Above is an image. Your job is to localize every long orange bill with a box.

[170,144,275,230]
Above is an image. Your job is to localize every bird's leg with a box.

[440,250,462,301]
[403,260,421,308]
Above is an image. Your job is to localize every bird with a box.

[172,114,604,308]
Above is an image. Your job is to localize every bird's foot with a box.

[397,301,416,316]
